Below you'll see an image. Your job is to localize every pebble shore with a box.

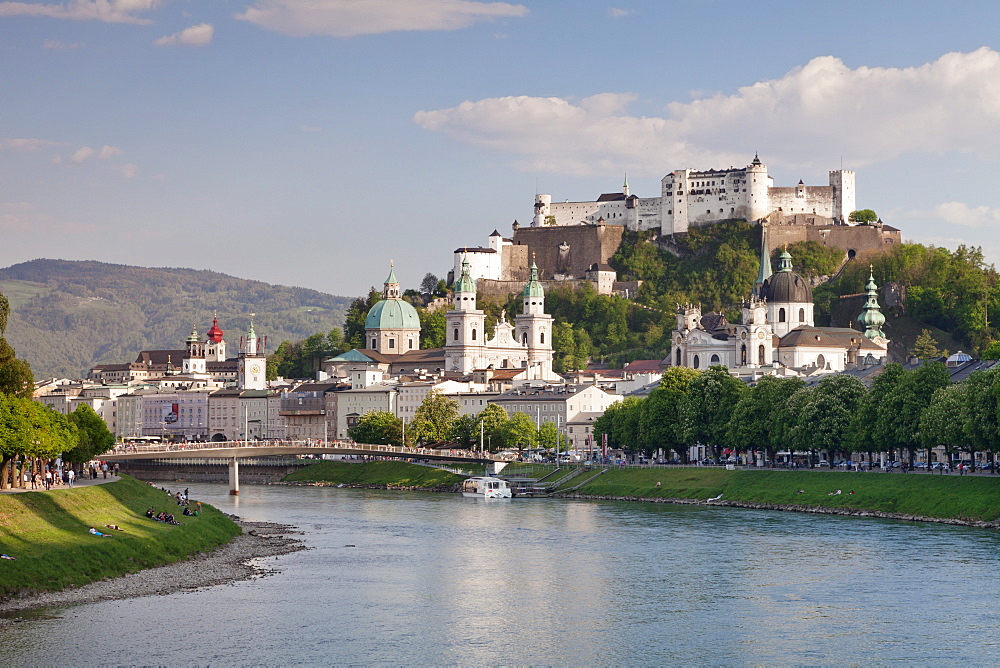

[0,516,306,621]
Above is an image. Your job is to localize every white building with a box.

[532,156,856,235]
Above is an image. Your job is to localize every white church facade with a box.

[532,155,856,235]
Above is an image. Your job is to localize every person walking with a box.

[67,468,75,488]
[101,462,109,479]
[44,469,52,491]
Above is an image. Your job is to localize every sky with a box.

[3,1,1000,300]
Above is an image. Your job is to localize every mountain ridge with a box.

[0,259,353,379]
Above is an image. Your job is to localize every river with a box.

[2,483,999,665]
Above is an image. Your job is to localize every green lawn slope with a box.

[282,461,464,488]
[0,476,240,600]
[566,468,1000,522]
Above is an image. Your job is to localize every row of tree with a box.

[595,362,993,466]
[347,391,564,452]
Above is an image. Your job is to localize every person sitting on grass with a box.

[89,527,112,537]
[105,524,124,531]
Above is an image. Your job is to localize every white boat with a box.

[461,476,513,499]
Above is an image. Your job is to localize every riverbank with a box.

[0,476,303,607]
[0,516,305,620]
[278,461,464,491]
[553,467,1000,524]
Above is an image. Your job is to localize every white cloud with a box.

[0,0,159,24]
[119,163,137,178]
[235,0,529,38]
[43,38,83,49]
[154,22,214,47]
[922,202,1000,228]
[414,47,1000,176]
[608,7,633,18]
[1,137,60,151]
[64,144,123,164]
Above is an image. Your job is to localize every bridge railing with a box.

[106,439,495,461]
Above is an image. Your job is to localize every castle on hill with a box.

[533,154,856,235]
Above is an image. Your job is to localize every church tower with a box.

[205,314,227,362]
[238,315,267,390]
[747,153,770,222]
[515,261,555,379]
[762,249,814,337]
[182,327,207,376]
[445,256,487,373]
[857,266,888,343]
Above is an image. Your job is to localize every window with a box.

[454,328,459,341]
[675,348,681,366]
[741,344,747,365]
[370,338,376,349]
[693,355,700,370]
[779,308,786,323]
[540,332,545,344]
[409,339,415,350]
[472,329,477,341]
[759,344,766,365]
[522,333,528,345]
[388,339,395,349]
[710,354,720,364]
[799,308,805,323]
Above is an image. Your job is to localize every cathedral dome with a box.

[365,298,420,331]
[762,250,812,304]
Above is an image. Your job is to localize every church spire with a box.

[623,172,630,197]
[858,265,887,340]
[753,222,772,298]
[383,261,401,299]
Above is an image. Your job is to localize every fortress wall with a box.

[768,224,902,256]
[768,186,835,217]
[512,224,625,280]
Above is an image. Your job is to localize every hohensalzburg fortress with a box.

[532,155,855,235]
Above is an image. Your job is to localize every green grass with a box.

[282,461,464,488]
[0,279,50,309]
[567,468,1000,522]
[0,476,240,601]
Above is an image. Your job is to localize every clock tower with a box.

[238,315,267,390]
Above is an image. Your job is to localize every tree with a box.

[912,329,942,359]
[920,383,968,465]
[498,412,537,451]
[343,288,382,349]
[638,367,700,462]
[980,341,1000,360]
[0,394,30,489]
[799,374,866,464]
[420,273,439,295]
[0,292,33,398]
[477,404,509,452]
[726,375,805,465]
[848,363,905,460]
[418,308,446,349]
[610,397,643,453]
[65,404,115,464]
[680,366,747,461]
[538,421,559,451]
[410,390,459,444]
[877,361,951,465]
[348,410,401,446]
[960,369,1000,466]
[849,209,878,224]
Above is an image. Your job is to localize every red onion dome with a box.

[207,317,224,343]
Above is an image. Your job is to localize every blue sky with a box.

[3,1,1000,299]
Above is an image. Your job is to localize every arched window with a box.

[758,344,766,365]
[453,328,459,341]
[675,348,681,366]
[710,354,720,364]
[471,329,477,341]
[799,308,805,323]
[540,332,545,344]
[522,332,528,345]
[779,307,786,322]
[741,344,747,365]
[693,355,700,370]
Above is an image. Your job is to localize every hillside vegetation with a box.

[0,260,351,379]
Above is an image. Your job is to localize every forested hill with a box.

[0,259,351,379]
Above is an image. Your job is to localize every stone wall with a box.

[512,223,625,280]
[768,220,901,256]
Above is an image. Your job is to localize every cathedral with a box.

[667,223,889,375]
[361,260,559,381]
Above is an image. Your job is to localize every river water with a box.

[3,483,1000,665]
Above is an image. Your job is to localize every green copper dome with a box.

[455,255,476,294]
[858,267,887,340]
[523,262,545,299]
[365,297,420,330]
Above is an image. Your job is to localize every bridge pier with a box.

[229,458,239,495]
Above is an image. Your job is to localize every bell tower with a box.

[237,314,267,390]
[445,255,486,373]
[514,260,555,379]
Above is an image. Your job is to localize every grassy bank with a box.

[559,467,1000,522]
[282,461,465,488]
[0,476,240,601]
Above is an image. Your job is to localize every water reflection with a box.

[2,485,999,665]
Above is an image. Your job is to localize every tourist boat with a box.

[461,476,513,499]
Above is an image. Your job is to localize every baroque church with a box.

[359,260,559,382]
[668,223,889,375]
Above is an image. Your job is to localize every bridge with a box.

[102,440,498,495]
